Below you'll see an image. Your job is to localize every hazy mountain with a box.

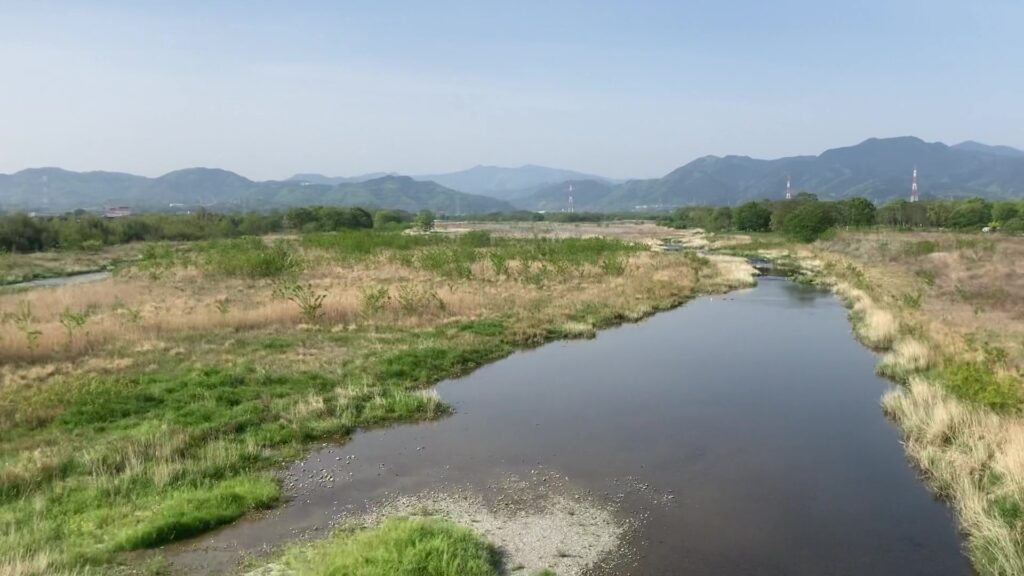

[288,172,397,185]
[952,141,1024,158]
[581,137,1024,210]
[0,170,511,214]
[511,179,617,212]
[4,137,1023,215]
[415,165,617,200]
[251,176,512,214]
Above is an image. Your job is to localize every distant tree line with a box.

[454,210,653,223]
[0,207,418,253]
[660,195,1024,242]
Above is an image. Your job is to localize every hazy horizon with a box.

[2,1,1022,181]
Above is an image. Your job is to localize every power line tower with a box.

[910,166,919,203]
[567,183,575,213]
[785,175,793,200]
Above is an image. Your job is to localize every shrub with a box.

[360,286,391,318]
[276,282,327,323]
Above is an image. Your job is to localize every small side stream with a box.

[170,277,969,575]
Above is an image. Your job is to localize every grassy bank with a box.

[731,230,1024,575]
[0,243,146,286]
[0,227,752,574]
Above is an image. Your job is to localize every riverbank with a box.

[0,228,755,575]
[728,230,1024,576]
[0,243,144,287]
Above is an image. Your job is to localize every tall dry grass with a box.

[809,232,1024,576]
[832,282,899,349]
[0,244,723,374]
[883,378,1024,576]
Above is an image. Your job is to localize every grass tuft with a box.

[282,517,501,576]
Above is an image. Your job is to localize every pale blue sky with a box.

[1,1,1021,180]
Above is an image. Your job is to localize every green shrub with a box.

[275,282,327,323]
[361,286,391,318]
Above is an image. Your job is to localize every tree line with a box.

[0,207,419,253]
[660,195,1024,242]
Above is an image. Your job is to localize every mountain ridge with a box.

[3,137,1023,214]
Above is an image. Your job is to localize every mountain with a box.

[4,137,1023,214]
[576,137,1024,210]
[0,170,512,215]
[415,165,617,200]
[251,176,512,214]
[288,172,397,185]
[952,141,1024,158]
[511,179,617,212]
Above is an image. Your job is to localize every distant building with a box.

[104,207,133,218]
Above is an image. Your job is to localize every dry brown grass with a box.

[832,282,900,349]
[797,230,1024,576]
[883,378,1024,576]
[0,232,740,385]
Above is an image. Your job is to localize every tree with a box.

[948,199,992,230]
[711,206,733,231]
[992,202,1020,224]
[781,202,835,242]
[835,197,876,227]
[414,210,435,232]
[734,202,772,232]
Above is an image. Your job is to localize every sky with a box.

[1,1,1022,181]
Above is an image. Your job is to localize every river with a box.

[170,277,969,575]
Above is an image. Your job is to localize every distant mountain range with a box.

[2,137,1022,215]
[554,137,1024,211]
[0,170,512,214]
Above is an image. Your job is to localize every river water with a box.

[171,277,969,575]
[2,270,111,289]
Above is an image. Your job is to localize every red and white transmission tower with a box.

[910,166,919,202]
[785,175,793,200]
[567,183,575,213]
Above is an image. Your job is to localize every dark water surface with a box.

[173,278,969,575]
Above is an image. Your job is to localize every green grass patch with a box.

[373,342,510,386]
[282,517,501,576]
[452,318,507,338]
[903,240,938,257]
[199,237,299,278]
[937,361,1021,412]
[114,474,279,550]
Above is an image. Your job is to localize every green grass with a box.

[114,474,279,550]
[199,237,300,278]
[282,517,502,576]
[936,361,1021,412]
